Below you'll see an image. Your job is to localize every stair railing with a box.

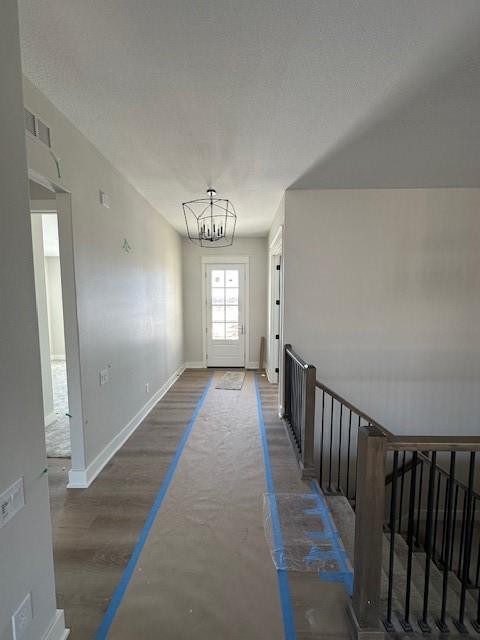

[282,344,480,637]
[283,344,316,478]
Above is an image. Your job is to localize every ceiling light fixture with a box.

[183,188,237,247]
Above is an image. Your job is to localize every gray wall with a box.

[45,256,65,358]
[284,188,480,436]
[182,237,267,367]
[23,77,184,469]
[0,2,61,638]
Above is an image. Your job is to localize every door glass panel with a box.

[225,288,238,304]
[212,288,225,305]
[212,305,224,322]
[212,323,225,340]
[225,323,239,339]
[226,270,238,287]
[225,305,238,322]
[211,270,224,287]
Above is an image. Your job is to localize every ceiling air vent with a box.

[24,107,52,148]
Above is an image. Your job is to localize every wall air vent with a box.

[37,118,51,147]
[24,107,51,148]
[24,108,36,136]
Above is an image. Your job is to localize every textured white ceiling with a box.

[18,1,480,235]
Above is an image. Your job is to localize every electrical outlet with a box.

[145,383,149,394]
[12,592,32,640]
[99,368,109,386]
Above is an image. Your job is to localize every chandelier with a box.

[183,189,237,247]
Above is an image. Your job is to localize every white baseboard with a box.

[50,354,66,361]
[42,610,69,640]
[246,361,260,369]
[67,364,186,488]
[44,411,57,427]
[185,361,205,369]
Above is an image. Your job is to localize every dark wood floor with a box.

[48,369,211,640]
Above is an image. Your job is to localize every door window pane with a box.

[225,323,239,339]
[212,323,225,340]
[226,270,238,287]
[225,288,238,304]
[212,306,224,322]
[212,288,225,305]
[211,270,224,287]
[225,305,238,322]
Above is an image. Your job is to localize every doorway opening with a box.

[29,174,86,487]
[31,209,70,457]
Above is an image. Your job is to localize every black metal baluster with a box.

[450,485,460,571]
[436,452,456,633]
[456,452,475,632]
[384,450,399,633]
[419,452,437,633]
[457,490,468,577]
[401,451,418,632]
[319,390,325,490]
[328,395,334,492]
[346,410,353,499]
[433,473,442,563]
[416,459,424,547]
[337,403,343,492]
[441,478,450,566]
[398,451,407,534]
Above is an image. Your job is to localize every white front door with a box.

[206,263,246,367]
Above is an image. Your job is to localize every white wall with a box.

[23,76,184,475]
[284,188,480,436]
[182,237,267,367]
[31,215,55,423]
[0,2,65,639]
[44,256,65,359]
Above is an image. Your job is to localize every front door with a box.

[206,264,246,367]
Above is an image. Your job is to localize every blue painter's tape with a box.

[96,375,213,639]
[304,482,354,596]
[254,376,297,640]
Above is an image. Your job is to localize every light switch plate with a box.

[99,368,109,386]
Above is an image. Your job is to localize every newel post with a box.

[301,363,316,479]
[348,425,387,639]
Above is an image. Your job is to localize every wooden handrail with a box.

[387,435,480,452]
[314,378,394,438]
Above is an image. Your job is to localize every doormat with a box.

[215,371,246,390]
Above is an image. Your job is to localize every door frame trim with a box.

[28,169,88,487]
[201,255,250,368]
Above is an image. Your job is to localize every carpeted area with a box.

[45,359,71,458]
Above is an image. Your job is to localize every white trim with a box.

[201,256,250,368]
[50,354,66,361]
[185,361,205,369]
[44,411,57,427]
[269,225,283,253]
[41,610,69,640]
[200,255,250,265]
[67,364,185,488]
[246,361,260,369]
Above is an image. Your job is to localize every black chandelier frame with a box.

[183,189,237,248]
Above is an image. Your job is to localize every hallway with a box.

[48,370,351,639]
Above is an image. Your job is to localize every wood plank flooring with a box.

[48,369,211,640]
